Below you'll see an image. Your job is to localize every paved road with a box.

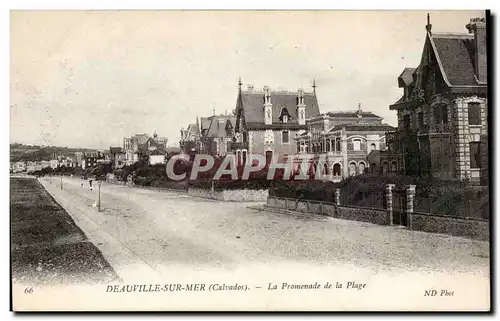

[38,176,489,280]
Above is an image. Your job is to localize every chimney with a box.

[466,17,487,83]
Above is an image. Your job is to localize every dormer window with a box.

[279,107,291,123]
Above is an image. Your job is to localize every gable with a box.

[206,115,236,138]
[430,34,478,86]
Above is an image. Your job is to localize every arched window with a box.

[371,163,377,174]
[349,162,356,176]
[333,163,341,176]
[265,150,273,165]
[236,150,242,166]
[310,162,317,177]
[358,162,366,175]
[391,161,397,173]
[242,150,247,166]
[382,161,389,174]
[353,139,362,151]
[370,143,376,152]
[336,138,341,152]
[326,139,330,152]
[323,163,328,176]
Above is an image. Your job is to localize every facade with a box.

[50,159,59,169]
[12,161,27,173]
[109,147,125,169]
[200,114,236,156]
[149,153,166,165]
[180,123,202,154]
[123,133,149,165]
[74,152,84,167]
[388,15,488,184]
[293,106,396,181]
[82,151,105,170]
[233,80,321,163]
[123,132,168,166]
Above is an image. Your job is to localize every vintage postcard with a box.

[10,10,491,311]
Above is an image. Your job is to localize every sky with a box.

[10,10,485,149]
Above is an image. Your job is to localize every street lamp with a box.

[97,180,102,212]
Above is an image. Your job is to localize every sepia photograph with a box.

[9,9,491,311]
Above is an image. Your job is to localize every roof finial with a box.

[426,13,432,35]
[213,107,215,116]
[312,79,316,93]
[238,76,242,90]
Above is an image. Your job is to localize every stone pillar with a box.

[334,189,341,205]
[405,185,416,229]
[480,101,488,186]
[452,98,471,180]
[385,184,395,225]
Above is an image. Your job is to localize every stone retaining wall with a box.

[267,196,488,241]
[188,188,268,202]
[267,196,389,225]
[409,212,489,241]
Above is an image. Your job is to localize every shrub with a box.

[269,174,490,216]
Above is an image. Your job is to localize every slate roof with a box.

[200,117,211,131]
[398,67,416,87]
[429,32,480,86]
[132,134,149,146]
[323,111,382,119]
[185,123,200,137]
[239,90,320,129]
[329,123,396,133]
[206,115,236,138]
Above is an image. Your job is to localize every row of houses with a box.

[179,15,488,185]
[11,152,109,173]
[107,131,181,169]
[12,134,179,173]
[180,79,396,182]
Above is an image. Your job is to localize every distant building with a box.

[123,132,168,166]
[12,161,27,173]
[123,134,149,165]
[180,123,202,154]
[74,152,84,167]
[109,147,125,169]
[50,159,59,169]
[200,114,236,156]
[149,150,166,165]
[40,160,51,169]
[82,151,105,170]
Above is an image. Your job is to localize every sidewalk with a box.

[39,177,163,283]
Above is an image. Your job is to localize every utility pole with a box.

[60,171,63,190]
[440,108,444,179]
[98,181,102,212]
